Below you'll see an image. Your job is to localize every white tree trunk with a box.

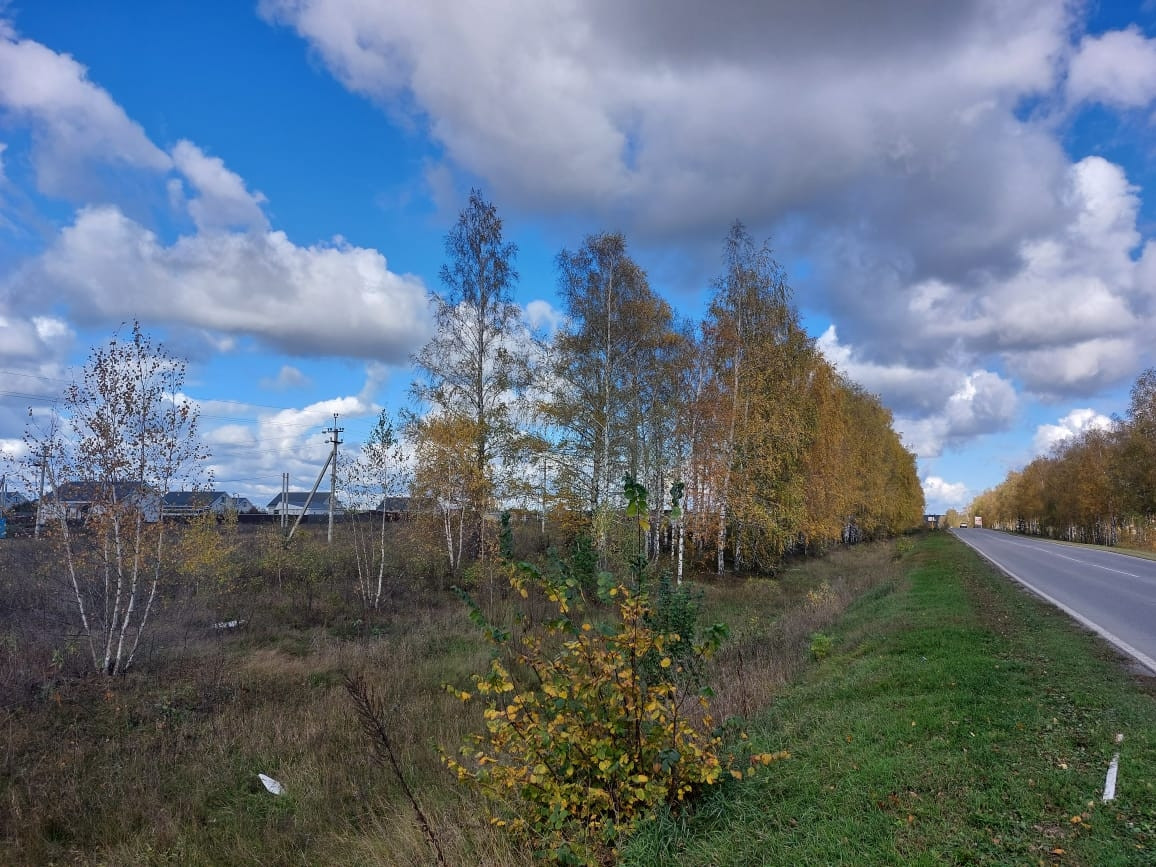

[374,504,387,609]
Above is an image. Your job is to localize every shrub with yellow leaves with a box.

[443,559,786,865]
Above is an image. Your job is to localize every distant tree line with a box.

[968,368,1156,547]
[404,191,925,578]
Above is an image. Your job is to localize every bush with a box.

[644,574,703,682]
[444,562,785,864]
[809,631,834,661]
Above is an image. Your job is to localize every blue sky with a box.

[2,0,1156,512]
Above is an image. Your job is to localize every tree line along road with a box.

[952,528,1156,676]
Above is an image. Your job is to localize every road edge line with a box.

[954,534,1156,677]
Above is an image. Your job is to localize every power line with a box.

[0,391,59,403]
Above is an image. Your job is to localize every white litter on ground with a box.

[258,773,284,795]
[1102,733,1123,802]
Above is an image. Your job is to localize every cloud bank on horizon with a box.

[1,1,1155,512]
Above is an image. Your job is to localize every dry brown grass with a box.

[0,528,911,865]
[700,540,908,722]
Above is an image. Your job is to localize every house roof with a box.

[266,491,341,508]
[378,496,412,512]
[163,491,228,508]
[52,481,155,502]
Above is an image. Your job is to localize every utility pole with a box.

[285,416,343,544]
[281,472,289,532]
[34,442,48,539]
[325,414,343,544]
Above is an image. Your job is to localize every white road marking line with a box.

[994,535,1143,578]
[1047,551,1142,578]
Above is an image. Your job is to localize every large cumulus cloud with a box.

[261,0,1156,457]
[0,20,432,363]
[12,204,430,361]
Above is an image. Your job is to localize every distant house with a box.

[376,496,412,519]
[230,496,257,514]
[0,491,27,512]
[266,491,343,517]
[163,491,236,517]
[44,481,162,523]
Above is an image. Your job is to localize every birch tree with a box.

[544,232,685,564]
[547,233,649,520]
[344,409,406,612]
[411,190,529,562]
[410,413,484,579]
[700,222,792,572]
[26,322,208,676]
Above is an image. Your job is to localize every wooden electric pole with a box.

[285,415,341,544]
[325,414,343,544]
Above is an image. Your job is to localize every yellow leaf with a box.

[660,657,672,669]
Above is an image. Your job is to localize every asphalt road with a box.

[951,528,1156,675]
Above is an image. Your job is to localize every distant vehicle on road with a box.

[960,522,968,528]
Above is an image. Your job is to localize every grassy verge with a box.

[623,532,1156,865]
[0,541,904,866]
[13,533,1150,864]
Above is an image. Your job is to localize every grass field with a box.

[4,532,1153,865]
[0,533,905,865]
[622,532,1156,865]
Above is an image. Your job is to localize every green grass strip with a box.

[623,533,1156,865]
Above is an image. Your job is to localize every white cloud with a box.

[170,140,269,232]
[14,204,432,362]
[1031,407,1113,455]
[943,371,1019,438]
[525,299,564,335]
[0,21,170,195]
[0,306,73,370]
[215,391,381,496]
[260,0,1070,237]
[0,437,28,460]
[816,325,955,415]
[1067,26,1156,109]
[1007,337,1139,396]
[866,155,1153,399]
[0,308,73,465]
[894,370,1018,459]
[818,327,1018,458]
[205,424,257,449]
[261,1,1156,403]
[260,365,312,391]
[922,476,970,511]
[182,364,392,499]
